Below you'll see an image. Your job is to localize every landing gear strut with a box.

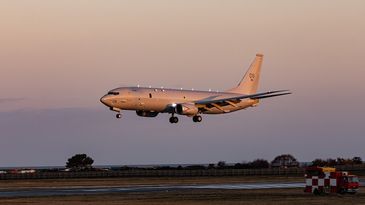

[193,115,202,122]
[116,113,122,119]
[169,113,179,124]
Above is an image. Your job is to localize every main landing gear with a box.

[116,113,122,119]
[169,115,203,123]
[193,115,202,123]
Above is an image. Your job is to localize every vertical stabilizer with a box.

[227,54,263,94]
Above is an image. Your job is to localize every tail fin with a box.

[227,53,263,94]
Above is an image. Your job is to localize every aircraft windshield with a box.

[348,176,359,183]
[108,91,119,95]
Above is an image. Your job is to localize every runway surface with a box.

[0,182,308,197]
[0,180,363,197]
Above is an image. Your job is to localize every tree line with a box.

[65,153,363,172]
[311,157,362,167]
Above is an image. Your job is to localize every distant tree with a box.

[185,165,206,170]
[326,158,337,167]
[208,164,215,169]
[157,166,173,170]
[311,158,327,167]
[66,154,94,171]
[119,166,130,171]
[250,159,269,169]
[271,154,299,168]
[242,162,251,169]
[217,161,226,169]
[345,158,354,165]
[336,157,346,165]
[233,163,243,169]
[352,157,363,164]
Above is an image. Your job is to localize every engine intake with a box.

[176,103,198,116]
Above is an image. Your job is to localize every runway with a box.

[1,180,363,198]
[0,182,305,197]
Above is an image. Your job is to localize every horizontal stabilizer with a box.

[251,92,291,99]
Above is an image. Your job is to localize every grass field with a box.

[0,176,363,204]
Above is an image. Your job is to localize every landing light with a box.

[172,103,177,107]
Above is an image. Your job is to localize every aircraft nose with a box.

[100,95,110,106]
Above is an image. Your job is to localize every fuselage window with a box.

[149,93,152,98]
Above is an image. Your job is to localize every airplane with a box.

[100,54,291,123]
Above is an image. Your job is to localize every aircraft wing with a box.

[194,90,291,106]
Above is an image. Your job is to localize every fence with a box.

[0,168,305,180]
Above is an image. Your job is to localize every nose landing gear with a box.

[116,113,122,119]
[193,115,202,122]
[169,116,179,123]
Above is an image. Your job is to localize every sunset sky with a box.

[1,1,364,167]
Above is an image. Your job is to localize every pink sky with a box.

[0,1,364,166]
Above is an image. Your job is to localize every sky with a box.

[0,0,364,167]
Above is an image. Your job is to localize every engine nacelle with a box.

[176,103,198,116]
[136,110,159,117]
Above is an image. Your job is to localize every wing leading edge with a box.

[194,90,291,106]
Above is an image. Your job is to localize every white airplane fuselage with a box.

[100,54,290,123]
[101,87,259,115]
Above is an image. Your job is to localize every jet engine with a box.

[176,103,199,116]
[136,110,159,117]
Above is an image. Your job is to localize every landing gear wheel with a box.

[116,113,122,119]
[193,115,202,122]
[169,116,179,123]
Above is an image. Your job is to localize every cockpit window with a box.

[108,91,119,95]
[349,177,359,183]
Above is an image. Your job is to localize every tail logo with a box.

[249,73,255,81]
